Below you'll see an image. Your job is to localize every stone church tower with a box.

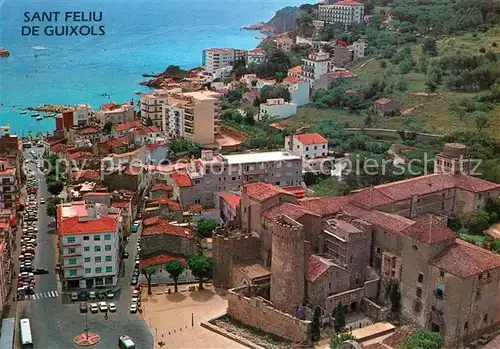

[270,215,308,315]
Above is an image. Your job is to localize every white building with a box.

[73,104,92,126]
[352,39,367,60]
[58,201,123,289]
[241,74,258,86]
[285,133,328,159]
[212,66,233,80]
[203,48,247,73]
[318,0,365,25]
[97,103,135,126]
[140,90,169,129]
[162,102,185,140]
[301,51,333,88]
[282,76,310,107]
[247,48,267,66]
[259,98,297,120]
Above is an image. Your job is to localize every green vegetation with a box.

[46,197,61,227]
[140,266,156,295]
[311,307,321,342]
[168,139,202,159]
[164,260,185,293]
[333,302,346,333]
[388,280,402,314]
[330,333,359,349]
[398,330,443,349]
[311,177,349,197]
[195,219,219,239]
[187,255,212,290]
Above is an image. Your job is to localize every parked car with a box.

[105,290,114,299]
[33,268,49,275]
[131,277,138,286]
[98,301,107,312]
[132,290,140,298]
[97,291,106,300]
[129,303,138,313]
[89,303,99,313]
[78,291,88,301]
[108,303,116,312]
[122,251,129,259]
[79,302,88,313]
[89,291,96,300]
[71,292,79,302]
[40,198,45,204]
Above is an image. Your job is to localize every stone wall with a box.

[141,234,196,257]
[227,286,312,345]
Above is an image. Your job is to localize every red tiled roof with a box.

[188,204,203,212]
[453,173,500,193]
[430,239,500,278]
[68,151,93,160]
[283,76,301,84]
[401,215,456,244]
[142,220,193,238]
[308,255,334,282]
[111,201,129,209]
[375,98,393,105]
[143,216,160,227]
[294,133,328,145]
[282,186,306,199]
[143,142,167,151]
[344,204,414,235]
[298,196,349,217]
[123,165,142,176]
[150,184,173,192]
[171,172,192,187]
[333,0,364,6]
[219,193,240,210]
[59,215,119,235]
[263,202,320,221]
[348,188,394,209]
[158,198,182,211]
[242,182,296,202]
[327,70,356,79]
[102,103,120,110]
[106,136,130,148]
[133,129,147,137]
[51,143,69,153]
[77,127,99,135]
[72,170,100,182]
[114,120,143,132]
[140,254,187,269]
[288,66,302,74]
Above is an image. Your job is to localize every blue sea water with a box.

[0,0,305,135]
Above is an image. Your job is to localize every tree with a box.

[399,331,443,349]
[103,122,113,134]
[196,219,218,239]
[141,267,156,295]
[467,210,491,234]
[330,333,358,349]
[47,178,64,197]
[474,111,489,133]
[388,280,401,314]
[164,261,185,293]
[46,198,61,227]
[226,89,244,104]
[333,302,345,333]
[311,307,321,342]
[188,255,212,290]
[422,38,438,56]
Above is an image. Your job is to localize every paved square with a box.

[140,285,246,349]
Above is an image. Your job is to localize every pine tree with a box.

[334,302,345,333]
[311,307,321,342]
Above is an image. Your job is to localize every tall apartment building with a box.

[202,48,247,73]
[162,90,221,145]
[247,48,267,66]
[140,90,169,128]
[0,160,16,209]
[169,150,303,208]
[58,202,123,289]
[318,0,365,25]
[97,103,135,126]
[301,51,333,88]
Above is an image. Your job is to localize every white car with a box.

[129,303,138,313]
[132,289,140,297]
[98,301,107,312]
[40,198,45,204]
[131,297,139,304]
[108,303,116,312]
[89,303,99,313]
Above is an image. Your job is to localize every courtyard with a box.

[140,284,246,349]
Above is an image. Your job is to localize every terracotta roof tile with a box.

[288,65,302,74]
[139,254,187,269]
[171,172,192,187]
[72,170,100,182]
[59,215,119,235]
[453,173,500,193]
[242,182,296,202]
[348,188,394,209]
[106,136,130,149]
[401,215,456,244]
[111,202,129,209]
[263,202,320,221]
[143,216,160,227]
[68,151,93,160]
[343,204,414,235]
[218,193,240,210]
[114,120,143,132]
[294,133,328,145]
[375,98,393,105]
[283,76,301,84]
[431,239,500,278]
[282,186,306,199]
[51,143,69,153]
[333,0,364,6]
[77,127,100,135]
[150,184,173,192]
[308,255,334,282]
[298,196,349,217]
[158,198,182,211]
[142,219,193,238]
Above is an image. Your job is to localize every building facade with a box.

[140,90,169,128]
[285,133,328,159]
[318,0,365,25]
[247,49,267,66]
[97,103,135,126]
[0,161,16,209]
[203,48,247,73]
[282,77,310,107]
[301,51,334,88]
[259,98,297,120]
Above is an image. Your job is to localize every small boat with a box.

[44,113,56,118]
[36,116,43,121]
[31,113,40,117]
[20,111,27,115]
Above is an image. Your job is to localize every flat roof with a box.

[182,91,220,100]
[221,151,301,165]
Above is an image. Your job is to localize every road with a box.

[17,147,153,348]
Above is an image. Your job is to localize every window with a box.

[69,258,77,265]
[67,237,75,243]
[106,266,113,273]
[305,147,309,151]
[484,313,488,323]
[414,300,421,313]
[83,236,89,241]
[376,247,381,254]
[476,288,481,301]
[440,271,445,278]
[84,247,90,252]
[314,146,317,150]
[68,248,76,254]
[105,255,112,262]
[94,235,100,241]
[416,287,422,298]
[418,273,424,283]
[95,267,102,274]
[94,246,101,252]
[322,144,326,149]
[84,257,90,263]
[479,273,483,280]
[85,268,91,274]
[95,256,102,263]
[412,245,418,251]
[104,234,111,240]
[105,245,111,251]
[69,269,77,276]
[464,322,468,330]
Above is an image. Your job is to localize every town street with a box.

[17,147,153,348]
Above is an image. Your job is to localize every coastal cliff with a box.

[242,6,300,35]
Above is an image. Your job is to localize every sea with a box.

[0,0,306,135]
